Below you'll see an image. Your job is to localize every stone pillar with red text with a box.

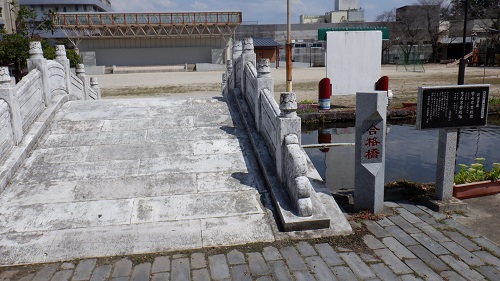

[354,91,387,213]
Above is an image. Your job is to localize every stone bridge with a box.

[0,41,350,266]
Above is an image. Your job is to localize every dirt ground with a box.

[97,64,500,109]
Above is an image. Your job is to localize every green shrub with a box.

[454,158,500,184]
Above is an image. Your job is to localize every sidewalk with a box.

[1,201,499,281]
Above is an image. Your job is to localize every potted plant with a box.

[453,158,500,199]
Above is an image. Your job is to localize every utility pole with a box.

[286,0,293,92]
[457,0,469,85]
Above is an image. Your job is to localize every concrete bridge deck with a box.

[0,94,276,265]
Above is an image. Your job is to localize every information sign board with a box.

[416,85,489,129]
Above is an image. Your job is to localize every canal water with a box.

[302,116,500,191]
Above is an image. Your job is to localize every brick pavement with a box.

[1,201,499,280]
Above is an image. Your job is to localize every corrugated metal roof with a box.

[253,38,281,47]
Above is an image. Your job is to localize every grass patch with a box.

[490,97,500,106]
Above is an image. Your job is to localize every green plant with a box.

[489,97,500,106]
[454,158,500,184]
[297,104,317,114]
[299,99,316,104]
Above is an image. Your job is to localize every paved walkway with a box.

[1,201,499,280]
[0,95,275,265]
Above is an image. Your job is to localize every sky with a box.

[111,0,418,24]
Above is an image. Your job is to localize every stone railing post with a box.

[0,67,23,144]
[256,59,274,131]
[27,41,50,106]
[277,92,301,181]
[221,73,227,95]
[232,41,242,90]
[90,77,101,99]
[226,59,234,92]
[241,38,256,93]
[76,64,89,100]
[55,45,72,96]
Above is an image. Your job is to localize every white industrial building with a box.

[300,0,364,24]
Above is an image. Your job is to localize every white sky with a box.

[111,0,418,24]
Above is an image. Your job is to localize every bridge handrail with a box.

[52,11,242,27]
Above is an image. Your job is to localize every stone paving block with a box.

[382,237,416,259]
[305,256,337,280]
[336,247,351,252]
[112,259,133,278]
[331,266,357,281]
[476,266,500,281]
[473,251,500,268]
[190,253,207,269]
[0,270,19,279]
[292,270,317,281]
[231,264,252,281]
[417,213,440,226]
[171,258,190,281]
[439,255,485,281]
[131,263,151,281]
[255,276,273,281]
[339,252,377,279]
[397,202,427,215]
[151,272,169,281]
[191,269,209,281]
[314,243,344,266]
[441,241,484,267]
[33,264,59,281]
[414,222,451,243]
[279,246,308,271]
[416,205,447,220]
[73,259,97,281]
[208,254,230,280]
[384,202,400,208]
[227,249,246,265]
[247,252,270,276]
[404,259,442,281]
[443,219,480,238]
[60,263,75,270]
[151,256,170,273]
[364,221,391,238]
[396,208,424,224]
[50,270,72,281]
[376,218,394,227]
[387,215,420,234]
[18,274,34,281]
[369,263,399,281]
[363,235,386,250]
[268,260,293,281]
[407,245,449,272]
[411,233,450,255]
[473,237,500,257]
[295,242,317,257]
[90,265,112,281]
[443,231,481,252]
[399,274,422,281]
[440,271,467,281]
[360,253,380,263]
[385,225,419,246]
[263,246,282,261]
[373,249,413,275]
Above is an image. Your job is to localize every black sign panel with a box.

[416,85,489,129]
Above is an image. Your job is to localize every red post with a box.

[318,78,331,110]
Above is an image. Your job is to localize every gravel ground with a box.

[96,64,500,109]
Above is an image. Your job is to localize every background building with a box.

[0,0,19,33]
[300,0,364,24]
[19,0,112,15]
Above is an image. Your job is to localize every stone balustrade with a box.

[0,42,100,190]
[226,38,313,218]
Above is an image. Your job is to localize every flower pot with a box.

[453,180,500,199]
